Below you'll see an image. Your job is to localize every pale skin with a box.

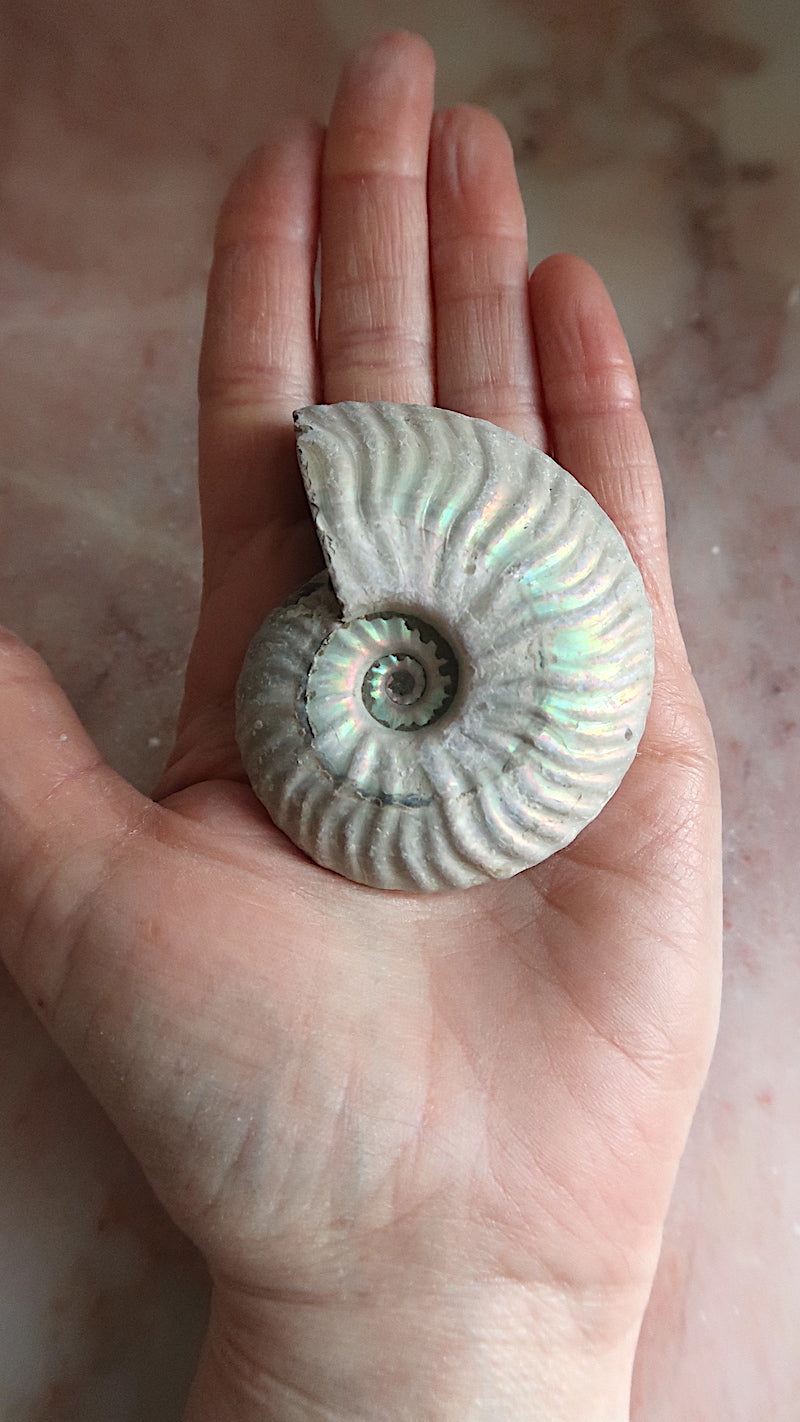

[0,31,721,1422]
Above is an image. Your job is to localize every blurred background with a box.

[0,1,798,1417]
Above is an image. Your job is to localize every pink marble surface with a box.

[0,0,798,1417]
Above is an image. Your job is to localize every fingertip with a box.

[0,621,30,656]
[530,252,606,297]
[530,254,640,419]
[429,104,523,229]
[326,30,435,177]
[215,119,324,248]
[530,254,624,337]
[431,102,515,160]
[342,29,436,86]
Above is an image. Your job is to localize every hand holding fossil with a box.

[0,31,721,1422]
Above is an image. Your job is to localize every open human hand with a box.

[0,31,721,1422]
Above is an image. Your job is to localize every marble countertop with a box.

[1,0,798,1417]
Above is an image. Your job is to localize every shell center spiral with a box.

[366,654,426,712]
[360,614,458,731]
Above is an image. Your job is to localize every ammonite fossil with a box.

[235,402,654,892]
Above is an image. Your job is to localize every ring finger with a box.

[428,104,545,447]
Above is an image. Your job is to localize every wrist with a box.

[183,1278,642,1421]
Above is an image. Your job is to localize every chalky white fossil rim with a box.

[235,401,655,892]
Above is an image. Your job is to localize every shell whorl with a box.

[236,402,655,892]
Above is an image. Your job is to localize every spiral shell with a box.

[236,402,654,892]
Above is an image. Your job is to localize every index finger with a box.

[198,120,323,608]
[166,122,324,760]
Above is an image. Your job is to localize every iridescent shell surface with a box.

[235,402,654,892]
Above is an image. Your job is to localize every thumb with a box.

[0,626,150,1014]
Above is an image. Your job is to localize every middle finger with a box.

[319,32,435,405]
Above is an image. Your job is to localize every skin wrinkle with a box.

[210,1325,343,1418]
[638,713,718,778]
[485,1110,634,1295]
[214,227,317,258]
[323,245,429,303]
[540,357,642,414]
[549,383,644,421]
[5,831,80,1005]
[10,814,135,1037]
[34,755,122,812]
[537,909,711,1086]
[199,365,314,412]
[192,1110,266,1235]
[441,370,537,417]
[554,976,682,1094]
[555,827,695,900]
[325,168,430,188]
[435,275,531,307]
[320,329,430,371]
[545,861,704,971]
[434,230,527,259]
[214,210,319,250]
[441,299,530,357]
[200,329,314,410]
[518,1080,662,1273]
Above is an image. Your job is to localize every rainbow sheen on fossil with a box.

[235,402,655,892]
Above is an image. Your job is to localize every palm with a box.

[48,740,714,1315]
[0,30,720,1379]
